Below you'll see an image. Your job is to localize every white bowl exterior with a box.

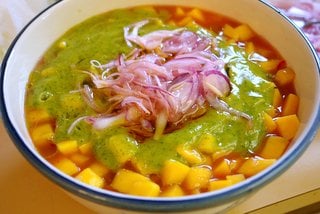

[1,0,319,213]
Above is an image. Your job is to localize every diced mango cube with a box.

[229,158,243,172]
[234,24,254,41]
[223,24,254,41]
[57,140,78,155]
[223,24,236,39]
[245,42,255,54]
[160,185,185,197]
[54,157,79,176]
[212,159,231,178]
[177,144,204,165]
[75,168,105,188]
[27,109,53,125]
[31,123,54,147]
[197,133,217,154]
[79,142,93,155]
[178,16,194,26]
[107,134,138,166]
[183,167,212,190]
[259,136,289,159]
[111,169,160,197]
[187,8,205,22]
[259,59,283,73]
[282,94,299,116]
[275,67,295,86]
[89,162,110,177]
[208,179,232,191]
[273,88,283,108]
[226,174,245,184]
[175,7,185,16]
[203,155,213,166]
[41,67,57,77]
[237,157,276,177]
[212,150,231,162]
[161,159,190,186]
[264,113,277,133]
[60,93,85,111]
[275,114,300,140]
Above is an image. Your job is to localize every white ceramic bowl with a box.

[1,0,320,213]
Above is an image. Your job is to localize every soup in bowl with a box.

[1,0,319,213]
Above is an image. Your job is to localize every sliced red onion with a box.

[124,19,184,50]
[87,113,126,130]
[202,70,231,97]
[67,116,89,134]
[206,95,252,121]
[121,96,151,115]
[72,19,257,138]
[271,0,320,55]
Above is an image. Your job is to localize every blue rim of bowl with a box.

[0,0,320,212]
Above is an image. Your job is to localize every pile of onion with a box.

[271,0,320,54]
[70,19,250,139]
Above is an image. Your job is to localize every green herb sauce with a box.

[25,7,274,174]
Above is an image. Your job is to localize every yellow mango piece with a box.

[212,159,231,178]
[183,167,212,190]
[223,24,254,41]
[41,67,57,77]
[237,157,276,177]
[259,136,289,159]
[178,16,194,27]
[160,185,185,197]
[175,7,185,16]
[226,174,245,184]
[187,8,205,22]
[54,158,79,176]
[266,107,277,118]
[264,113,277,133]
[57,140,78,155]
[111,169,160,197]
[31,123,54,147]
[229,158,242,172]
[60,93,85,111]
[70,153,91,166]
[208,179,232,191]
[161,159,190,186]
[27,109,53,125]
[275,67,296,86]
[203,155,213,166]
[75,168,105,188]
[89,162,110,177]
[223,24,236,39]
[197,133,217,154]
[259,59,282,73]
[177,144,204,165]
[79,142,93,155]
[273,88,283,108]
[234,24,254,41]
[107,134,138,165]
[245,42,255,54]
[275,114,300,140]
[212,150,231,162]
[282,93,299,116]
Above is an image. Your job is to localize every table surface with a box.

[0,119,319,213]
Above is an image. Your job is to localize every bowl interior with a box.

[1,0,319,212]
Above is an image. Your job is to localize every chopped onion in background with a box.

[269,0,320,55]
